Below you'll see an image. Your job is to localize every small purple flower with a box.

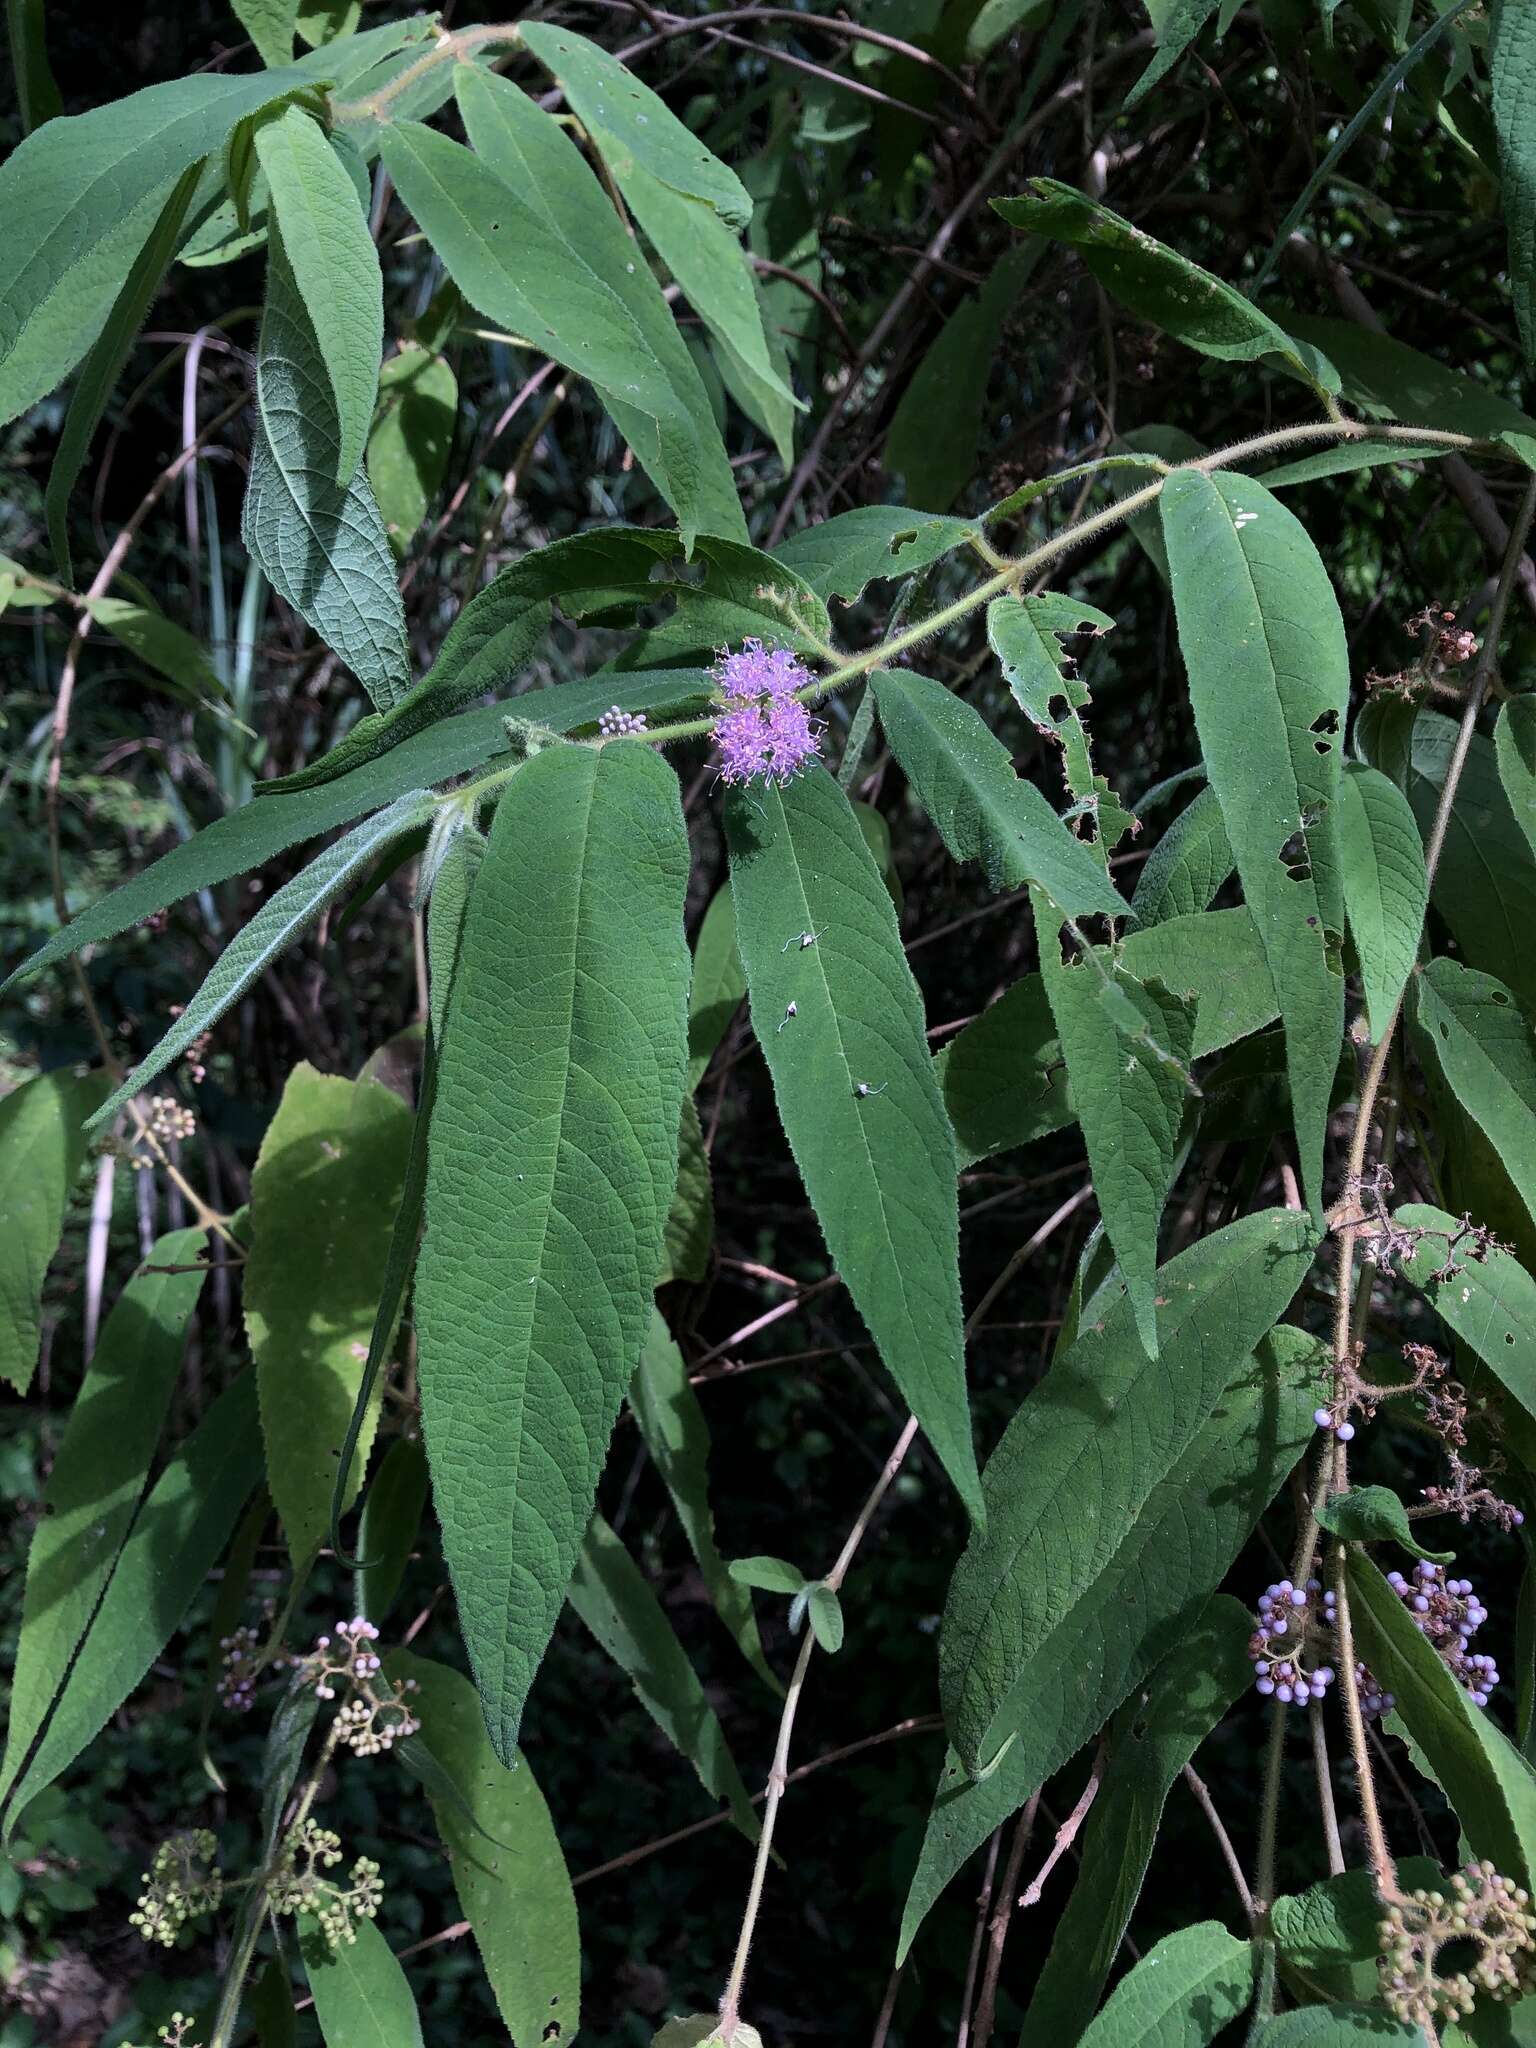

[711,639,821,788]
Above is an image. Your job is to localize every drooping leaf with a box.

[1349,1550,1536,1888]
[0,1067,110,1394]
[1412,958,1536,1239]
[568,1513,759,1839]
[82,597,226,703]
[255,104,383,484]
[898,1321,1322,1960]
[1316,1485,1453,1564]
[2,1373,263,1829]
[1392,1203,1536,1435]
[1161,468,1349,1223]
[1077,1922,1256,2047]
[725,765,982,1524]
[415,743,690,1761]
[45,162,202,584]
[1019,1598,1253,2047]
[659,1096,714,1285]
[871,668,1127,916]
[303,1918,425,2048]
[245,1065,413,1567]
[367,345,456,556]
[357,1436,429,1626]
[0,1227,206,1815]
[245,224,409,708]
[1271,1860,1443,1971]
[86,791,432,1132]
[1260,437,1460,489]
[1336,763,1428,1041]
[994,180,1337,395]
[1493,0,1536,372]
[630,1309,777,1691]
[686,885,746,1091]
[1035,891,1195,1355]
[770,504,974,604]
[387,1653,580,2045]
[1495,696,1536,866]
[807,1584,843,1653]
[1124,0,1223,106]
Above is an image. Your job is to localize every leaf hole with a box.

[1506,1332,1516,1345]
[1491,990,1511,1005]
[1310,709,1340,735]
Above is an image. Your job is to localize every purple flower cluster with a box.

[1389,1563,1500,1705]
[1250,1579,1337,1706]
[598,704,648,737]
[711,638,821,788]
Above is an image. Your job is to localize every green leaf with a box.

[1261,437,1459,489]
[1035,893,1195,1355]
[1336,763,1428,1041]
[871,669,1127,916]
[7,0,61,132]
[255,104,382,484]
[770,504,974,604]
[1124,0,1222,106]
[1316,1485,1453,1563]
[1272,1861,1443,1971]
[1160,468,1348,1223]
[233,0,300,67]
[988,589,1113,734]
[725,764,982,1523]
[2,1373,263,1829]
[1119,907,1279,1056]
[1495,697,1536,867]
[245,1065,413,1566]
[659,1095,714,1285]
[1485,0,1533,371]
[0,1227,206,1815]
[387,1653,580,2045]
[82,597,225,704]
[1250,2005,1424,2044]
[994,179,1337,395]
[941,1207,1316,1774]
[249,1955,299,2048]
[0,1068,109,1393]
[1413,958,1536,1238]
[246,222,408,707]
[1349,1549,1536,1887]
[368,345,456,556]
[86,791,432,1132]
[568,1513,759,1837]
[519,24,753,230]
[415,743,690,1761]
[1392,1202,1536,1434]
[652,2022,763,2048]
[45,162,202,584]
[425,836,478,1053]
[1020,1599,1253,2047]
[1078,1922,1255,2046]
[0,64,317,426]
[806,1583,841,1651]
[357,1436,429,1626]
[631,1310,778,1690]
[303,1918,424,2048]
[687,885,745,1091]
[729,1555,807,1595]
[898,1318,1321,1961]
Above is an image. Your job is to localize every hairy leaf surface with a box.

[770,505,974,603]
[304,1919,424,2048]
[1078,1923,1255,2046]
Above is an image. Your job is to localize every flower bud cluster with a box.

[129,1830,223,1947]
[269,1818,384,1950]
[293,1616,421,1756]
[1389,1563,1500,1704]
[1380,1862,1536,2030]
[216,1621,265,1712]
[597,705,648,737]
[711,639,822,788]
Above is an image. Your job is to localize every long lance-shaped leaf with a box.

[415,742,690,1761]
[1412,958,1536,1239]
[1493,0,1536,374]
[86,791,432,1132]
[871,668,1127,916]
[0,1067,110,1393]
[254,104,382,485]
[1077,1923,1256,2048]
[1020,1599,1252,2046]
[1335,763,1427,1042]
[898,1321,1321,1961]
[244,223,408,709]
[45,160,203,584]
[569,1513,759,1837]
[1496,696,1536,865]
[1160,469,1348,1223]
[0,1227,206,1814]
[725,764,982,1524]
[303,1918,425,2048]
[2,1372,263,1831]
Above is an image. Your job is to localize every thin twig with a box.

[1016,1737,1108,1911]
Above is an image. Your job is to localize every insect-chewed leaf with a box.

[255,104,382,485]
[1161,469,1348,1223]
[898,1309,1320,1961]
[1349,1550,1536,1889]
[1020,1598,1252,2046]
[1035,891,1195,1355]
[388,1652,579,2043]
[303,1917,425,2048]
[770,505,974,604]
[987,590,1108,729]
[994,179,1337,395]
[244,225,409,708]
[871,669,1126,916]
[1496,696,1536,866]
[0,1067,110,1393]
[1335,763,1427,1042]
[1077,1923,1255,2046]
[1412,958,1536,1240]
[725,765,982,1524]
[0,1227,206,1815]
[1130,785,1233,926]
[569,1513,759,1838]
[2,1372,264,1831]
[1392,1202,1536,1433]
[415,743,690,1761]
[245,1064,413,1567]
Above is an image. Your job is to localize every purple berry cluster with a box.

[1389,1563,1500,1705]
[1314,1403,1357,1443]
[1355,1660,1396,1719]
[597,704,648,737]
[1250,1579,1337,1706]
[216,1623,263,1712]
[711,638,821,788]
